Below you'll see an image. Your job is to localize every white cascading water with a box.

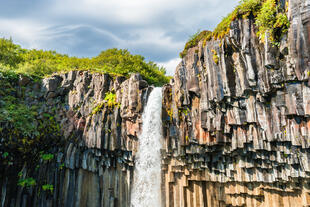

[131,87,163,207]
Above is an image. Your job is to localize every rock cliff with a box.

[161,0,310,206]
[0,71,152,207]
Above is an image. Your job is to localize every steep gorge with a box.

[0,0,310,206]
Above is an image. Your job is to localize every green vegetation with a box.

[40,153,54,161]
[0,38,24,67]
[104,91,119,108]
[211,50,220,65]
[179,30,212,58]
[2,152,9,158]
[18,177,36,187]
[256,0,289,44]
[178,107,191,120]
[180,0,289,58]
[0,70,62,170]
[0,96,38,137]
[42,184,54,193]
[59,163,65,170]
[91,102,105,115]
[167,107,173,120]
[91,91,119,115]
[0,38,169,85]
[0,71,59,187]
[213,0,263,39]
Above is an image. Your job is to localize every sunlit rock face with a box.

[161,0,310,206]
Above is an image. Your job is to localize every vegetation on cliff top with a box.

[180,0,289,58]
[179,30,212,58]
[0,38,169,85]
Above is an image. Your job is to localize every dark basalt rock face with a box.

[0,71,152,207]
[161,0,310,206]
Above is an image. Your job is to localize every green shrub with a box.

[59,163,65,170]
[0,38,25,67]
[91,91,119,114]
[2,152,9,158]
[181,0,263,57]
[256,0,289,43]
[256,0,278,41]
[0,95,38,137]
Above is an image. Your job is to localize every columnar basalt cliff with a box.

[0,71,152,207]
[1,0,310,207]
[161,0,310,206]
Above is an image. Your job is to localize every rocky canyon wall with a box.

[161,0,310,206]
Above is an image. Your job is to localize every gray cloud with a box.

[0,0,238,75]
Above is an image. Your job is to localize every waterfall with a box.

[131,87,163,207]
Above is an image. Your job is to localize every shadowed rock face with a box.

[161,0,310,206]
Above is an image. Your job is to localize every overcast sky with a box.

[0,0,238,75]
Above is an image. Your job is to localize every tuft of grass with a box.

[213,12,235,40]
[180,30,212,58]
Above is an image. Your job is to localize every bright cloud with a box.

[159,58,182,76]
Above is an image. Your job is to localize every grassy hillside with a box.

[0,38,170,86]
